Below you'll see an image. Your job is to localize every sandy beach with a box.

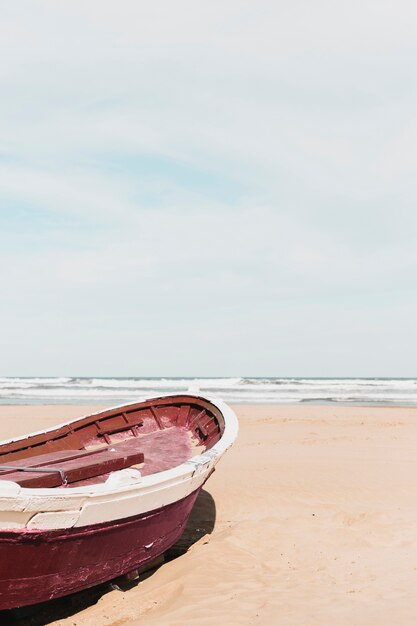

[2,403,417,625]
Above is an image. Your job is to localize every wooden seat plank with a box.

[0,448,103,476]
[2,448,144,488]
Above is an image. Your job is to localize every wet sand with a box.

[2,403,417,625]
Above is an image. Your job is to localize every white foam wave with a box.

[0,377,416,405]
[84,377,243,389]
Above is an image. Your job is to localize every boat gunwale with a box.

[0,393,238,501]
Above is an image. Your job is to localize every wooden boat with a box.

[0,393,238,610]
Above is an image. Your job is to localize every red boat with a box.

[0,393,238,610]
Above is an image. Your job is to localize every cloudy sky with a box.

[1,1,416,376]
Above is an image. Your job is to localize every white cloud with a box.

[0,1,416,374]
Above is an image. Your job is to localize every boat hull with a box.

[0,487,200,610]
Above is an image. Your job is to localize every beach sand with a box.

[2,403,417,625]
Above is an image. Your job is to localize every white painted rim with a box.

[0,394,238,530]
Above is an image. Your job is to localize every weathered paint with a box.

[0,395,238,530]
[0,394,238,610]
[0,488,200,610]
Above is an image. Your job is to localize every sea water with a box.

[0,377,416,405]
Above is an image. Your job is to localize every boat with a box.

[0,393,238,610]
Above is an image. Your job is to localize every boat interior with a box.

[0,396,224,489]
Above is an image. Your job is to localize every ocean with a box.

[0,377,416,405]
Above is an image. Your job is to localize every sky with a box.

[1,0,417,377]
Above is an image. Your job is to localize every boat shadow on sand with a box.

[1,489,216,626]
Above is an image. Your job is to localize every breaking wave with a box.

[0,377,416,405]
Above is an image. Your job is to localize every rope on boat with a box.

[0,465,67,485]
